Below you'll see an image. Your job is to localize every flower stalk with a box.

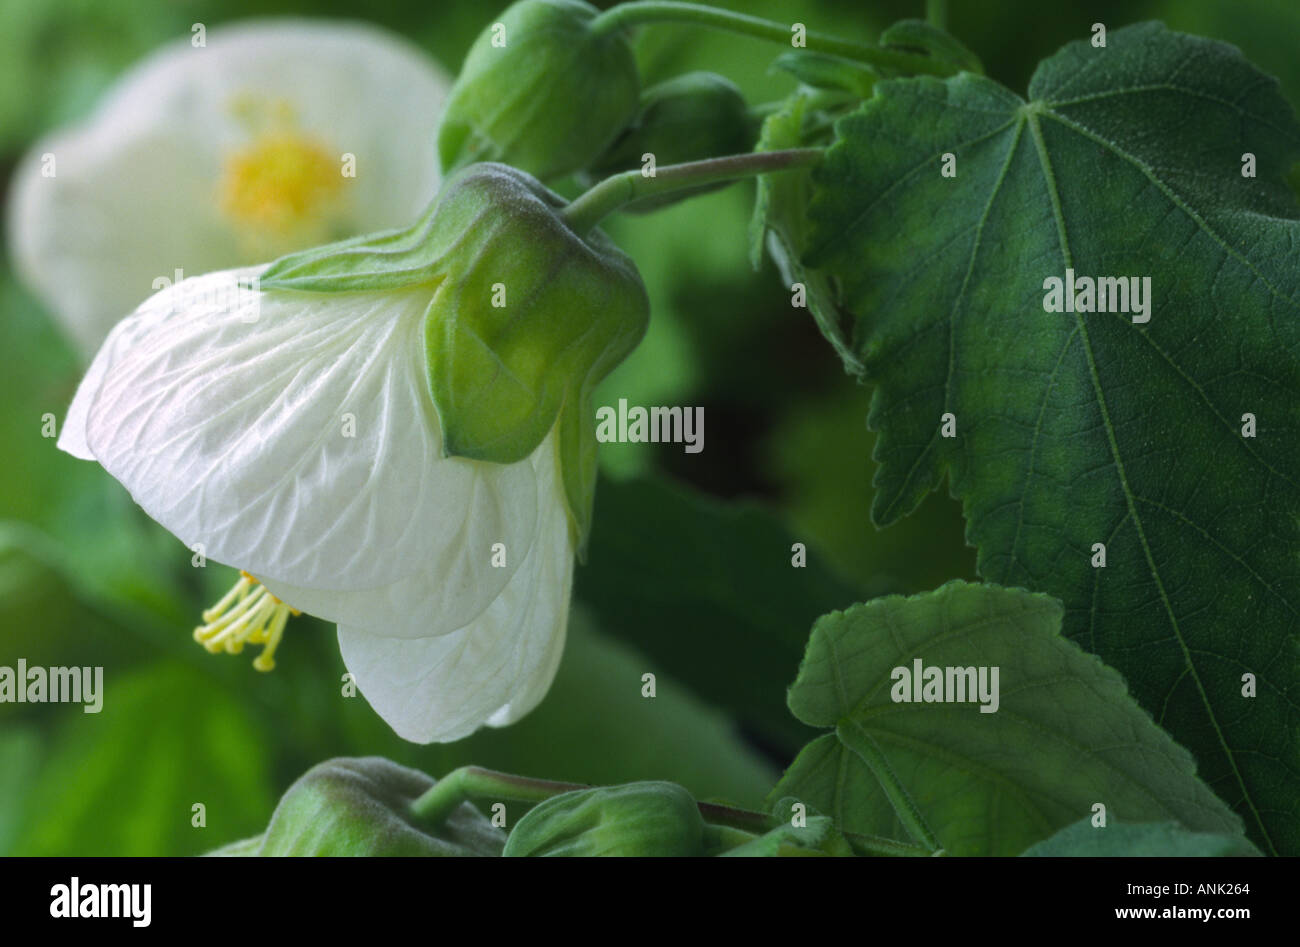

[410,765,939,856]
[562,148,823,235]
[590,1,959,77]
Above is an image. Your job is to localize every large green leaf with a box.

[804,22,1300,852]
[1021,817,1261,857]
[770,582,1243,856]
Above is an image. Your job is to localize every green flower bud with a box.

[438,0,640,181]
[244,757,506,856]
[503,781,705,856]
[582,72,756,211]
[257,162,650,548]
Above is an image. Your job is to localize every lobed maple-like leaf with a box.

[805,22,1300,852]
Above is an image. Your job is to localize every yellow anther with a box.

[194,572,300,672]
[217,94,348,257]
[218,130,344,236]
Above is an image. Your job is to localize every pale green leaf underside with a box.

[1020,817,1260,856]
[806,22,1300,852]
[770,582,1243,856]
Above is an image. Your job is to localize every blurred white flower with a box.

[58,267,573,743]
[7,19,450,357]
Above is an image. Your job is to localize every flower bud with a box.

[582,72,756,211]
[504,781,706,856]
[250,757,506,856]
[438,0,640,180]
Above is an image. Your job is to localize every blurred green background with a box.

[0,0,1292,854]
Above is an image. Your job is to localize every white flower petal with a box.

[337,436,574,743]
[65,267,537,637]
[7,19,450,356]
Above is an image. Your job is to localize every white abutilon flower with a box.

[8,19,450,357]
[58,163,649,743]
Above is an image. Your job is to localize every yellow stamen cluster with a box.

[194,571,300,672]
[218,131,344,236]
[217,96,347,255]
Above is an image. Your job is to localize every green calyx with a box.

[258,162,649,550]
[503,781,706,856]
[229,757,506,856]
[437,0,641,181]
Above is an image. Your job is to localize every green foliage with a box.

[1021,818,1262,856]
[12,664,275,856]
[803,22,1300,853]
[719,799,852,857]
[769,52,878,98]
[576,477,857,752]
[771,582,1243,856]
[6,0,1298,860]
[877,19,983,75]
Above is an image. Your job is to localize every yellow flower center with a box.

[194,571,300,672]
[217,97,349,256]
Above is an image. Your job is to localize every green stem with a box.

[926,0,948,30]
[411,767,588,826]
[416,766,943,856]
[697,800,772,833]
[412,768,773,836]
[562,148,821,235]
[591,1,957,77]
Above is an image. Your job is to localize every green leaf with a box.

[575,478,857,753]
[878,19,983,76]
[751,94,861,373]
[1021,818,1261,857]
[12,664,275,856]
[770,582,1243,856]
[804,21,1300,853]
[769,51,877,98]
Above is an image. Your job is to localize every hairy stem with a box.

[411,767,588,826]
[591,1,957,77]
[562,148,822,235]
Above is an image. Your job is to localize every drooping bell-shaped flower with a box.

[58,163,649,743]
[8,19,450,357]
